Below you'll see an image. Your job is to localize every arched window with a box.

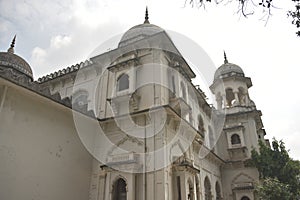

[208,126,215,150]
[216,182,221,200]
[241,196,250,200]
[231,134,241,145]
[204,177,212,200]
[225,88,234,107]
[117,74,129,91]
[171,75,176,93]
[180,81,186,101]
[197,114,204,132]
[112,178,127,200]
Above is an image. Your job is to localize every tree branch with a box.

[186,0,300,37]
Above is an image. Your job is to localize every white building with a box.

[0,9,268,200]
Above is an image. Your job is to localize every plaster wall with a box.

[0,81,93,200]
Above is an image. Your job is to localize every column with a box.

[233,91,240,106]
[245,93,250,106]
[222,94,226,108]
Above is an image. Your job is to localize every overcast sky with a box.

[1,0,299,159]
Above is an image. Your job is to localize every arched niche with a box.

[112,177,127,200]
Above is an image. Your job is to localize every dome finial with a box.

[7,35,16,54]
[144,6,150,24]
[224,50,228,64]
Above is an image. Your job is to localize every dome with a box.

[118,7,164,47]
[214,53,244,81]
[118,23,164,47]
[0,52,33,78]
[0,36,33,80]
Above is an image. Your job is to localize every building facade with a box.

[0,10,267,200]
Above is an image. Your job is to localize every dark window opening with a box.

[225,88,234,107]
[177,176,182,200]
[118,74,129,91]
[231,134,241,145]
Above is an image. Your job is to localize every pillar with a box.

[233,91,240,106]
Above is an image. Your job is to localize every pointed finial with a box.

[7,35,16,54]
[224,50,228,64]
[144,6,150,24]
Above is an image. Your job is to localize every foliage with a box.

[255,177,293,200]
[251,139,300,199]
[288,1,300,36]
[186,0,300,36]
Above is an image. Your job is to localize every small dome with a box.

[118,23,164,47]
[0,36,33,80]
[0,52,33,79]
[214,62,244,80]
[214,52,244,81]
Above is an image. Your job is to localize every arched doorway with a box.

[241,196,250,200]
[112,178,127,200]
[215,182,221,200]
[188,179,194,200]
[204,177,212,200]
[195,177,200,200]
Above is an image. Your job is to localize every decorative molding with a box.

[37,60,93,83]
[0,68,95,118]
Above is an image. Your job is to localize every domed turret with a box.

[118,7,164,47]
[214,52,244,81]
[210,52,253,110]
[0,36,33,80]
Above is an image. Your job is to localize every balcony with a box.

[169,96,191,116]
[106,152,140,165]
[172,156,200,173]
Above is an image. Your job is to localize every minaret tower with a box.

[210,52,267,199]
[210,52,266,159]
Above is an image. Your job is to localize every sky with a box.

[0,0,299,159]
